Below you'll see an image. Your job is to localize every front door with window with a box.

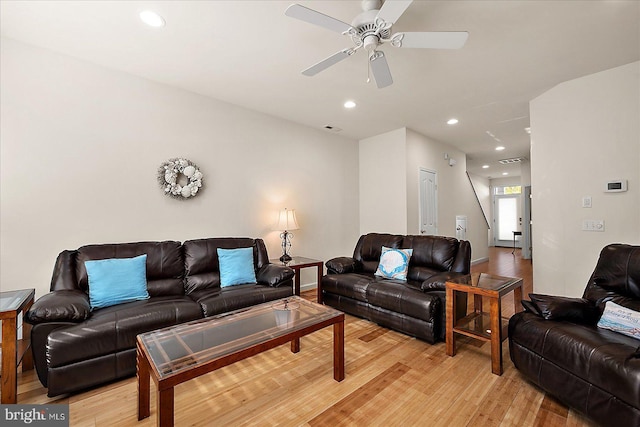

[494,186,522,247]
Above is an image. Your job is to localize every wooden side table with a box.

[445,273,523,375]
[1,288,35,403]
[270,256,323,296]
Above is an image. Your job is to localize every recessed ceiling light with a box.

[495,146,505,151]
[140,10,165,27]
[344,100,356,109]
[482,165,489,169]
[447,118,459,125]
[502,172,509,175]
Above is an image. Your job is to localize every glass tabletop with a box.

[450,273,522,292]
[270,257,323,267]
[0,289,34,312]
[138,296,342,378]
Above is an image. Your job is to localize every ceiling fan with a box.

[285,0,468,88]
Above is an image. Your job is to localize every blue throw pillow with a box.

[85,254,149,310]
[597,301,640,340]
[374,246,413,281]
[217,247,257,287]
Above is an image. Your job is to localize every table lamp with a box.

[274,208,299,262]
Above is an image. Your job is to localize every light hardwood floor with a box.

[10,248,597,426]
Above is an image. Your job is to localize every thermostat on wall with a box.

[605,180,627,193]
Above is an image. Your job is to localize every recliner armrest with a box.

[256,264,295,287]
[528,293,601,325]
[420,272,469,291]
[26,290,91,324]
[325,257,356,274]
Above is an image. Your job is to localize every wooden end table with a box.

[1,288,35,403]
[445,273,523,375]
[270,256,323,296]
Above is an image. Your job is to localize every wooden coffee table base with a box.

[137,317,344,427]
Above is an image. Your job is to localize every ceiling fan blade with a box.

[302,49,352,76]
[285,4,353,34]
[396,32,469,49]
[369,51,393,88]
[376,0,413,25]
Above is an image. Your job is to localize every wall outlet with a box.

[582,196,592,208]
[582,219,605,232]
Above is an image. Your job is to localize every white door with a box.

[419,169,438,235]
[494,195,519,247]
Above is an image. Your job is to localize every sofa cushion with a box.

[76,241,184,297]
[46,296,203,368]
[366,279,439,322]
[374,247,413,280]
[583,244,640,302]
[183,238,267,294]
[321,273,373,303]
[353,233,403,274]
[402,235,460,282]
[189,283,292,317]
[509,312,640,411]
[217,247,257,287]
[85,255,150,310]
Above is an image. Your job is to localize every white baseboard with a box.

[471,257,489,265]
[300,282,317,292]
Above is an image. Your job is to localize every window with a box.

[494,185,521,195]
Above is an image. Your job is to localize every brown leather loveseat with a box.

[509,244,640,427]
[319,233,471,344]
[26,237,294,397]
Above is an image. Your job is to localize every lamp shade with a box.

[274,208,299,231]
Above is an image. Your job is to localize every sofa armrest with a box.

[26,290,91,324]
[325,257,356,274]
[256,264,295,287]
[528,293,601,324]
[420,272,469,291]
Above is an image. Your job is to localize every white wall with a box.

[530,61,640,297]
[0,38,361,298]
[359,128,407,234]
[359,127,489,263]
[406,129,489,263]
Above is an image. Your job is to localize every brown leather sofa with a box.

[26,237,294,397]
[319,233,471,343]
[509,244,640,427]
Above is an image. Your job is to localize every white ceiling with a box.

[2,1,639,178]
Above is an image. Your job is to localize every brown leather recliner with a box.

[509,244,640,427]
[26,238,294,397]
[320,233,471,344]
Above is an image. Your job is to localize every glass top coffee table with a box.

[445,273,524,375]
[136,296,345,426]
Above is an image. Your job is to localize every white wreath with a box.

[157,158,203,200]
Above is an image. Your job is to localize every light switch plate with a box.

[582,196,592,208]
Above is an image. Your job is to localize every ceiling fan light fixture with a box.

[140,10,165,28]
[447,118,459,125]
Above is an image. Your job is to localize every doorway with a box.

[493,184,523,248]
[419,168,437,235]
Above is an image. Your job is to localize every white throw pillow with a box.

[374,246,413,281]
[597,301,640,340]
